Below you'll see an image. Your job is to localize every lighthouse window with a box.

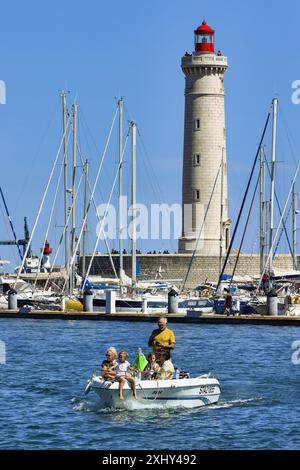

[225,228,230,250]
[193,154,201,166]
[195,34,212,45]
[194,189,200,201]
[194,119,201,131]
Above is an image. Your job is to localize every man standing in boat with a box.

[148,317,175,354]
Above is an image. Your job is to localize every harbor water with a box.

[0,318,300,450]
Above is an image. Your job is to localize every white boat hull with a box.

[87,375,221,410]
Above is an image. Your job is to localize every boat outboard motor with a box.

[84,379,92,395]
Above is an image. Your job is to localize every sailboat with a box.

[246,98,300,316]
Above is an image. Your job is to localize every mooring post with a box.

[83,290,94,312]
[267,289,278,316]
[105,290,116,314]
[8,289,18,310]
[168,289,179,314]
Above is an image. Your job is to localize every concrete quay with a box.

[1,310,300,326]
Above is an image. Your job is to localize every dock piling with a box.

[105,290,116,314]
[83,290,94,312]
[168,289,179,314]
[142,297,148,314]
[8,289,17,310]
[267,289,278,316]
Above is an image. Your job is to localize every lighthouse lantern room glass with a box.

[194,21,215,54]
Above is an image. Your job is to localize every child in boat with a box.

[116,351,137,400]
[143,352,160,380]
[156,351,175,380]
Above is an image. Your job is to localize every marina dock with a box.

[1,309,300,325]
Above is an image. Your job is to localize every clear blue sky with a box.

[1,0,300,269]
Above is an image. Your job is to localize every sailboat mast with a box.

[61,91,69,272]
[260,146,265,276]
[70,103,78,293]
[219,147,224,273]
[131,121,137,287]
[82,160,89,279]
[118,98,124,277]
[269,97,278,275]
[292,182,297,270]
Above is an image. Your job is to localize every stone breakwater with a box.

[78,253,298,288]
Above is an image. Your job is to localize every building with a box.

[179,21,231,255]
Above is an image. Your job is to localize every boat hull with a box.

[89,375,221,410]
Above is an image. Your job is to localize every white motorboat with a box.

[84,372,221,410]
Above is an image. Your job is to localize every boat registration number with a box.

[199,385,215,395]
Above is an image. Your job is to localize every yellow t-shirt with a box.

[149,327,176,351]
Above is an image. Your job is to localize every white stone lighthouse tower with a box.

[179,21,231,255]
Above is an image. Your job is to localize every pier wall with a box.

[78,254,299,288]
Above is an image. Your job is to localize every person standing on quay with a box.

[223,288,233,316]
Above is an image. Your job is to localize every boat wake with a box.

[72,395,266,414]
[209,396,265,410]
[72,396,183,412]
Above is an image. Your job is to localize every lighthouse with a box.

[179,21,231,255]
[41,240,52,271]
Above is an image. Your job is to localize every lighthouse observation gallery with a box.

[179,21,231,255]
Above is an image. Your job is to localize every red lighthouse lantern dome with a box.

[194,20,215,54]
[42,240,53,256]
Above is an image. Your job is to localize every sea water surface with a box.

[0,318,300,450]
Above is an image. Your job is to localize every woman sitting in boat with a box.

[101,347,118,381]
[143,352,160,380]
[156,351,175,380]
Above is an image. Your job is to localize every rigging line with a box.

[137,140,166,216]
[78,108,114,194]
[78,107,102,157]
[32,123,73,289]
[76,140,110,213]
[0,186,23,261]
[32,145,65,290]
[278,102,299,165]
[0,203,19,266]
[43,171,84,292]
[229,172,260,288]
[135,127,177,252]
[76,145,118,280]
[138,143,162,200]
[263,148,293,257]
[124,103,165,202]
[62,105,119,291]
[273,201,293,259]
[77,129,130,294]
[257,159,300,291]
[124,105,175,251]
[136,126,166,203]
[14,115,72,286]
[181,162,222,293]
[216,110,271,292]
[250,228,260,256]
